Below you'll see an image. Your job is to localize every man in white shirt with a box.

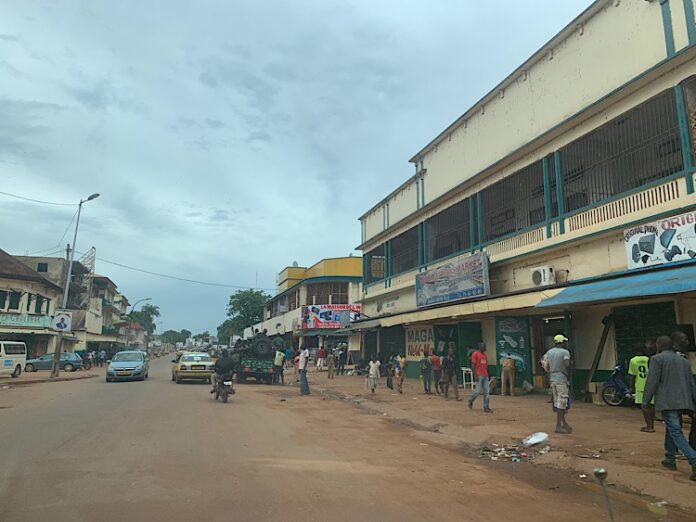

[299,346,310,395]
[368,355,381,394]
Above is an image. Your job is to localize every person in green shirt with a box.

[628,341,655,433]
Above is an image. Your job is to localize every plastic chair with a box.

[460,367,475,389]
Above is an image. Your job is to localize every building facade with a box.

[245,257,363,356]
[0,249,72,358]
[356,0,696,387]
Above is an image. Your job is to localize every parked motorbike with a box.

[214,373,235,403]
[601,363,633,406]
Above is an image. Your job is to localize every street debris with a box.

[479,442,550,463]
[579,473,588,480]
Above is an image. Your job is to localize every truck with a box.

[231,334,281,384]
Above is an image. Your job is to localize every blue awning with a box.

[535,263,696,308]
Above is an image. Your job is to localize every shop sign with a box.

[301,304,362,329]
[0,312,51,328]
[415,252,490,308]
[624,210,696,270]
[51,310,72,332]
[405,326,434,361]
[495,317,532,383]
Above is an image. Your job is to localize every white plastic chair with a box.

[460,367,475,389]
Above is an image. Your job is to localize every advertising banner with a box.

[405,325,434,361]
[301,304,362,329]
[624,210,696,270]
[51,310,73,332]
[415,252,490,308]
[495,317,532,384]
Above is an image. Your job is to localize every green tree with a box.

[193,331,211,340]
[161,329,187,345]
[217,318,236,344]
[180,329,192,340]
[129,304,161,335]
[226,289,270,336]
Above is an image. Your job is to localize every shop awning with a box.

[335,318,383,333]
[536,263,696,309]
[295,329,350,337]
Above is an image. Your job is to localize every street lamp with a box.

[126,297,152,348]
[51,193,100,378]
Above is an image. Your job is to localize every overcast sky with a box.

[1,0,590,334]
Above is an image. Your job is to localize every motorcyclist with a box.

[210,349,236,394]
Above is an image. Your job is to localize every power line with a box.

[75,251,275,291]
[0,190,77,206]
[22,207,79,257]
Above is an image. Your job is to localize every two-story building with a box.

[356,0,696,389]
[245,257,363,356]
[0,249,75,357]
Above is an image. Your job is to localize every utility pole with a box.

[51,193,100,378]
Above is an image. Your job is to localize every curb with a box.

[1,374,98,387]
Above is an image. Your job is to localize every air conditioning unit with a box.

[531,266,556,287]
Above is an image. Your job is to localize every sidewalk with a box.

[306,369,696,513]
[0,367,102,387]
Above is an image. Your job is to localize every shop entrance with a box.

[613,302,676,364]
[433,323,482,384]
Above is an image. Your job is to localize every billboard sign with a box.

[51,310,73,332]
[301,304,362,329]
[415,252,490,308]
[624,210,696,269]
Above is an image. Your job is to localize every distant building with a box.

[246,256,362,355]
[0,249,74,357]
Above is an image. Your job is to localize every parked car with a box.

[0,341,27,378]
[106,351,149,382]
[25,352,83,372]
[172,352,215,383]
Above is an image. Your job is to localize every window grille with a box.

[364,244,385,284]
[425,199,470,262]
[559,89,682,214]
[390,226,419,275]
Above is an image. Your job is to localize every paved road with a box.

[0,359,653,521]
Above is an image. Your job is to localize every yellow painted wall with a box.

[304,257,362,279]
[278,266,306,291]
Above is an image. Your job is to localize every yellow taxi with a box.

[171,352,215,383]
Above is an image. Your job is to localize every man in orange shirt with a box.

[468,342,493,413]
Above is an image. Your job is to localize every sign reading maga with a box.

[405,326,434,361]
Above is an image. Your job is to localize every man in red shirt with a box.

[468,342,493,413]
[431,351,443,395]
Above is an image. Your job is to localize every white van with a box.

[0,341,27,378]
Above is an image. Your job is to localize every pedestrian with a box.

[420,350,433,394]
[441,347,460,401]
[285,346,293,369]
[274,346,285,385]
[541,335,572,434]
[316,345,326,371]
[628,342,655,432]
[431,350,442,395]
[385,360,394,389]
[642,335,696,480]
[293,349,300,383]
[338,345,347,375]
[98,349,106,367]
[326,350,335,379]
[468,342,492,412]
[395,354,407,394]
[299,345,311,396]
[368,354,380,394]
[500,355,516,396]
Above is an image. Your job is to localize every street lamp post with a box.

[126,298,152,348]
[51,193,100,378]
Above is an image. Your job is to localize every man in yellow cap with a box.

[542,334,572,434]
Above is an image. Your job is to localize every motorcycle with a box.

[214,373,235,403]
[601,362,634,406]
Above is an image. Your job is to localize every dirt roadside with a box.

[283,370,696,516]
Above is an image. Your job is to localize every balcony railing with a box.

[101,326,120,336]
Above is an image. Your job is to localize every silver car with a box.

[106,351,149,382]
